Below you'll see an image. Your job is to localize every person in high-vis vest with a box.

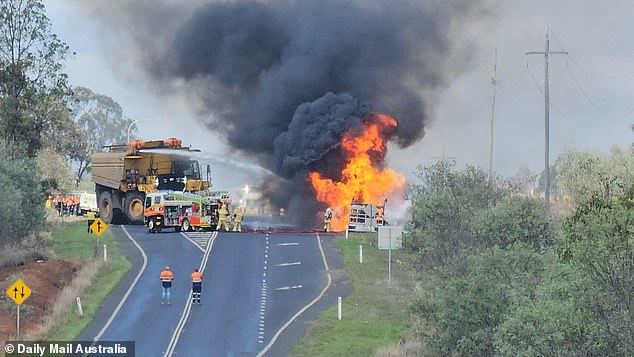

[191,268,203,304]
[232,207,244,232]
[323,208,333,232]
[216,203,230,232]
[160,266,174,305]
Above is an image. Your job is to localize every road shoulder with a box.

[75,226,144,341]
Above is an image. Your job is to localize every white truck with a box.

[348,202,387,232]
[79,192,99,215]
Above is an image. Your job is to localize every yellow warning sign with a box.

[90,218,108,237]
[6,279,32,305]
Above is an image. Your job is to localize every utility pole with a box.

[526,25,567,211]
[489,47,497,177]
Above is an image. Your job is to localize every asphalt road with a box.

[78,226,337,357]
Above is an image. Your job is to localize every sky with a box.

[45,0,634,192]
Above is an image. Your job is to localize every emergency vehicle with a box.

[143,190,230,233]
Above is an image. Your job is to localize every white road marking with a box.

[277,242,299,246]
[180,232,205,252]
[181,231,215,251]
[258,234,269,345]
[93,226,148,342]
[164,231,218,357]
[274,285,303,291]
[257,234,332,357]
[275,262,301,267]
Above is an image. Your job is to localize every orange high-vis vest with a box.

[160,270,174,282]
[191,271,203,283]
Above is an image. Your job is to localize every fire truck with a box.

[144,190,230,233]
[347,202,387,232]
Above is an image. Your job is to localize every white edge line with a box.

[164,230,217,357]
[257,234,332,357]
[180,232,206,252]
[93,226,148,342]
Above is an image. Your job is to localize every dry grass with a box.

[0,236,56,268]
[374,337,427,357]
[28,261,102,340]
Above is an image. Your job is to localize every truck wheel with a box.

[181,219,191,232]
[125,191,145,225]
[99,191,115,224]
[148,218,155,233]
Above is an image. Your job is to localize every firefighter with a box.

[191,268,203,304]
[160,266,174,305]
[216,203,230,232]
[323,208,333,232]
[232,207,244,232]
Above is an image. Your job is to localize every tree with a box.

[469,196,555,250]
[412,244,548,356]
[0,0,70,157]
[67,86,135,185]
[37,147,74,194]
[406,161,506,268]
[556,147,634,204]
[560,194,634,355]
[0,143,44,246]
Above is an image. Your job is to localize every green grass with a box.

[50,220,114,261]
[43,221,131,340]
[292,232,415,356]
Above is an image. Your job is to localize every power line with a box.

[549,29,634,78]
[567,64,634,124]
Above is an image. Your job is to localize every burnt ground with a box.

[0,259,84,341]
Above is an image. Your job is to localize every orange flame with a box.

[309,113,405,231]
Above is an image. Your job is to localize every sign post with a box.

[90,218,109,261]
[378,226,403,287]
[6,279,32,340]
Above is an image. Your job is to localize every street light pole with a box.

[127,119,150,143]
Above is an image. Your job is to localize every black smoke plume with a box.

[83,0,490,225]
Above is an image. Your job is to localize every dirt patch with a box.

[0,259,83,341]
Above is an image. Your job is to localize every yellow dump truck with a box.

[91,138,211,224]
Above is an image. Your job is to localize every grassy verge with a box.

[292,232,416,356]
[41,221,131,340]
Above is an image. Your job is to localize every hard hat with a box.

[165,266,170,270]
[194,268,199,272]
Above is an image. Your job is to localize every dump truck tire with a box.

[125,191,145,224]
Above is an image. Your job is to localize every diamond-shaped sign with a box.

[90,218,108,237]
[6,279,32,305]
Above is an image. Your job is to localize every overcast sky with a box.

[45,0,634,190]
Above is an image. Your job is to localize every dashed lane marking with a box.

[277,242,299,246]
[275,262,301,267]
[257,234,332,357]
[274,285,303,291]
[258,234,270,344]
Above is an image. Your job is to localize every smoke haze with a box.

[80,0,492,225]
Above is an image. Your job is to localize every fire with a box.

[310,113,405,231]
